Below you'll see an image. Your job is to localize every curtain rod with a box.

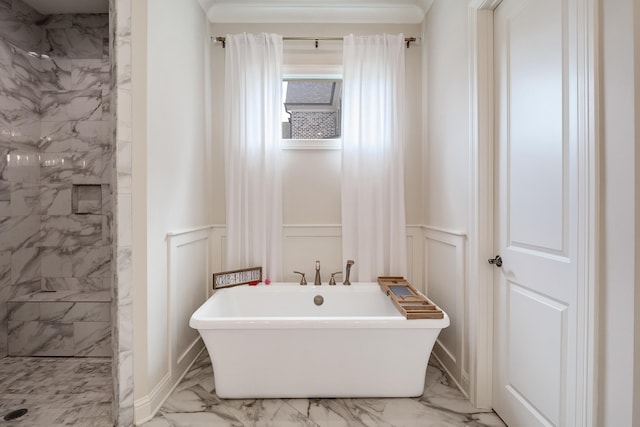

[213,36,417,49]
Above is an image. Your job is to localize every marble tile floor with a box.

[0,356,112,426]
[144,350,506,427]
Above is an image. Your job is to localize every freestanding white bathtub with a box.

[189,282,449,399]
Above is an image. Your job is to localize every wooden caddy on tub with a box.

[377,277,444,319]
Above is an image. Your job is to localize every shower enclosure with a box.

[0,0,112,359]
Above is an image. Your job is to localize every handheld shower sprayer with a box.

[343,260,354,286]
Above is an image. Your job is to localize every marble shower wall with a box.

[0,0,112,358]
[0,0,45,359]
[110,0,134,422]
[38,13,111,294]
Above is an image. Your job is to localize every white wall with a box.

[600,0,640,425]
[423,0,469,231]
[422,0,471,396]
[132,0,211,422]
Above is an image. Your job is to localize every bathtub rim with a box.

[189,282,450,330]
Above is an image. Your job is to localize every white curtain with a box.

[224,33,283,281]
[341,34,407,282]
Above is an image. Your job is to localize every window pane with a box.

[282,79,342,140]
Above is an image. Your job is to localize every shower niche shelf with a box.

[9,290,110,303]
[72,184,102,214]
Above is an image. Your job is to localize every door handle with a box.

[488,255,503,267]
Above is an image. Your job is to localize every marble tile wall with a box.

[110,0,134,424]
[7,296,111,357]
[0,0,44,359]
[0,0,112,359]
[38,12,111,296]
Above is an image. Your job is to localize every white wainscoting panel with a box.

[146,227,211,418]
[211,225,424,286]
[424,226,468,396]
[283,225,342,282]
[406,226,423,290]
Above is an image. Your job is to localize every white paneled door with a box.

[493,0,583,426]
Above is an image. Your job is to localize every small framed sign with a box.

[213,267,262,290]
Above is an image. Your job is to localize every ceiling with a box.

[21,0,108,14]
[196,0,433,23]
[18,0,432,23]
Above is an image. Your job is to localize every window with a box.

[281,65,343,149]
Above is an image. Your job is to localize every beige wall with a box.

[209,22,423,226]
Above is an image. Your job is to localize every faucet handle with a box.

[293,271,307,286]
[328,271,342,286]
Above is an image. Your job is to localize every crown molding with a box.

[197,1,433,24]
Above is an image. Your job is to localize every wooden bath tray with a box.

[377,277,444,319]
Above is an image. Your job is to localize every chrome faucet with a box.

[314,260,321,285]
[343,260,354,285]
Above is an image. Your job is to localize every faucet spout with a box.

[293,271,307,286]
[314,260,322,285]
[343,260,354,285]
